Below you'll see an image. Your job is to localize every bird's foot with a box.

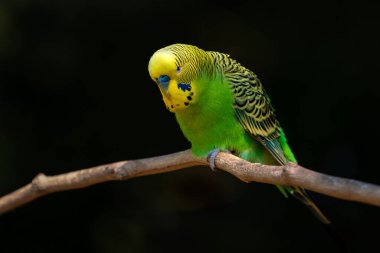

[207,148,220,171]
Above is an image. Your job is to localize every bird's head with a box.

[148,44,206,112]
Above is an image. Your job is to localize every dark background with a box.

[1,0,379,252]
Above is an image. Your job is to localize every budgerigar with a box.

[148,43,330,224]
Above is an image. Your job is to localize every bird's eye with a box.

[157,75,170,90]
[176,66,182,73]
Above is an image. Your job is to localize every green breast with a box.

[175,74,256,157]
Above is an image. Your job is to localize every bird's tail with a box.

[285,186,331,224]
[288,186,351,252]
[275,135,331,224]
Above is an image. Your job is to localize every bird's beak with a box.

[158,85,170,99]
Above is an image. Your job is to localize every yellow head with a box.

[148,44,206,112]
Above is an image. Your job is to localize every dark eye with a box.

[176,66,182,73]
[157,75,170,90]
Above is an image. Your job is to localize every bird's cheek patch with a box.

[177,83,191,92]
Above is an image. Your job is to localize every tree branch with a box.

[1,149,379,214]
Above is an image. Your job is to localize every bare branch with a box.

[1,150,379,214]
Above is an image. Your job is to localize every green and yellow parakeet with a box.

[148,43,330,224]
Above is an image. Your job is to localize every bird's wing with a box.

[223,59,288,165]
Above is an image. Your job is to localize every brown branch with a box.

[1,149,379,214]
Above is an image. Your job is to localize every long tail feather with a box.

[290,186,331,224]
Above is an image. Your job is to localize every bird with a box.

[148,43,330,225]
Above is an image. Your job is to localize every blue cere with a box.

[177,83,191,92]
[158,75,170,90]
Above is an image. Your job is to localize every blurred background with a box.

[1,0,379,252]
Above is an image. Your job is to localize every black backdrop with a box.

[1,1,379,252]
